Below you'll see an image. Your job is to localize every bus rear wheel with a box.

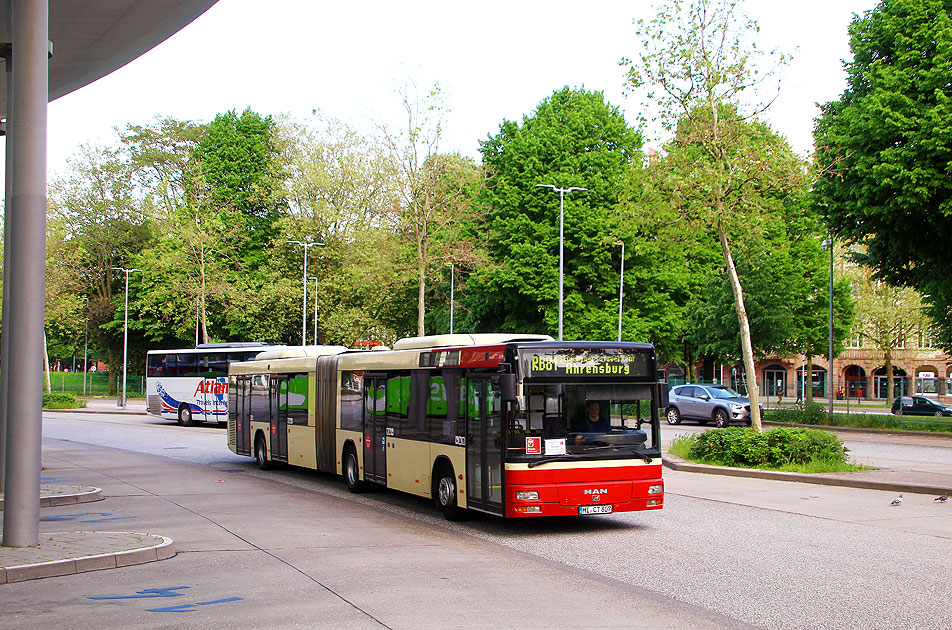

[434,464,464,521]
[344,447,365,494]
[255,435,272,470]
[177,404,195,427]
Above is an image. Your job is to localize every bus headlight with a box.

[648,485,663,495]
[516,490,539,501]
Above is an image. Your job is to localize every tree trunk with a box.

[805,355,814,404]
[717,221,762,431]
[43,332,52,393]
[885,352,894,401]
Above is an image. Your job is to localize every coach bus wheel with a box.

[344,447,365,493]
[177,404,194,427]
[434,464,464,521]
[255,435,272,470]
[714,409,730,428]
[665,407,681,425]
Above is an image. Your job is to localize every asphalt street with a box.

[7,409,950,629]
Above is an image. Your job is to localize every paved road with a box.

[29,410,952,630]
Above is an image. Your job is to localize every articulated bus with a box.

[227,334,667,519]
[146,343,285,425]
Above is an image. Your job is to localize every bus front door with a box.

[270,375,288,463]
[466,376,504,515]
[363,375,387,485]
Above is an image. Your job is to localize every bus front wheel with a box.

[434,464,464,521]
[255,435,272,470]
[177,404,195,427]
[344,447,365,493]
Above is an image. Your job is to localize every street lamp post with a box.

[308,276,318,344]
[82,297,89,396]
[822,237,834,413]
[288,240,324,345]
[112,267,140,408]
[535,185,587,340]
[615,241,625,342]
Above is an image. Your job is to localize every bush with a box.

[689,427,848,468]
[42,392,85,409]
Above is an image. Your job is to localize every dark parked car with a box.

[665,384,761,428]
[891,396,952,417]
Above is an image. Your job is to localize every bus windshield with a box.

[509,383,658,461]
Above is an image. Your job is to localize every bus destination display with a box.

[520,348,650,379]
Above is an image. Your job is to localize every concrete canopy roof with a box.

[0,0,219,119]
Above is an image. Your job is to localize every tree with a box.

[622,0,792,430]
[381,84,484,336]
[845,256,928,402]
[48,144,152,393]
[465,87,655,342]
[192,108,284,271]
[274,113,417,345]
[814,0,952,349]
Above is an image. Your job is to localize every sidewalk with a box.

[55,397,148,415]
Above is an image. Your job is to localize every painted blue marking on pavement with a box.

[40,477,72,484]
[88,586,190,600]
[147,597,243,613]
[81,515,137,523]
[46,513,112,521]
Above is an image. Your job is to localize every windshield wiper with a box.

[527,446,654,468]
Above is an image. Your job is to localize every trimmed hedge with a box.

[689,426,848,468]
[42,392,86,409]
[765,402,952,433]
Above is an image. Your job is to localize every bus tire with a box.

[177,404,195,427]
[255,435,272,470]
[343,447,365,493]
[434,463,464,521]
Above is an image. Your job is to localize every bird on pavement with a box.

[935,493,948,503]
[890,494,903,506]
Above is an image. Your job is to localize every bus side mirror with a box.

[658,383,670,408]
[500,374,517,401]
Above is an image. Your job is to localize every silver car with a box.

[665,384,758,428]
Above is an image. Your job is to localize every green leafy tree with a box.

[813,0,952,349]
[274,113,417,344]
[381,84,485,336]
[465,86,656,342]
[192,108,284,271]
[845,256,928,401]
[622,0,792,430]
[48,144,153,393]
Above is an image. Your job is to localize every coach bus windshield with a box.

[508,383,658,462]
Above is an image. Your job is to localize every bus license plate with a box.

[579,505,613,515]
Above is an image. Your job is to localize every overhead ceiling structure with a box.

[0,0,219,118]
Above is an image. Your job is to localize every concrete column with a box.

[0,16,12,492]
[2,0,48,548]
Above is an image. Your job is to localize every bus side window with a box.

[339,371,363,431]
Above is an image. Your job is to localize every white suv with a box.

[665,384,756,428]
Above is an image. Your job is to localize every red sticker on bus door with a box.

[365,434,372,450]
[526,436,542,455]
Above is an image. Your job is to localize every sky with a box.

[42,0,880,178]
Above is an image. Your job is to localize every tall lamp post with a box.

[822,237,834,413]
[112,267,140,408]
[535,185,587,340]
[288,240,324,345]
[447,262,455,334]
[82,297,89,396]
[308,276,319,345]
[615,241,625,342]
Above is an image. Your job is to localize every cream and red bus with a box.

[227,334,666,520]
